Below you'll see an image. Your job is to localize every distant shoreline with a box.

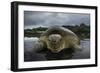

[24,24,90,39]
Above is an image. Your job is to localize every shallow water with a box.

[24,37,90,62]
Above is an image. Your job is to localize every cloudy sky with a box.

[24,11,90,29]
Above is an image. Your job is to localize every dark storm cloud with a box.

[24,11,90,29]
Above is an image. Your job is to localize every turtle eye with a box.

[48,39,50,41]
[58,38,62,41]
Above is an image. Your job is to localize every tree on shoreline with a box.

[24,23,90,39]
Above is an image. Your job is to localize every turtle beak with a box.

[51,49,60,53]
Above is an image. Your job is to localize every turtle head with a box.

[47,34,64,53]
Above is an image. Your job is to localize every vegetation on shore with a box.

[24,23,90,39]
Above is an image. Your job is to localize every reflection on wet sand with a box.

[24,37,90,62]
